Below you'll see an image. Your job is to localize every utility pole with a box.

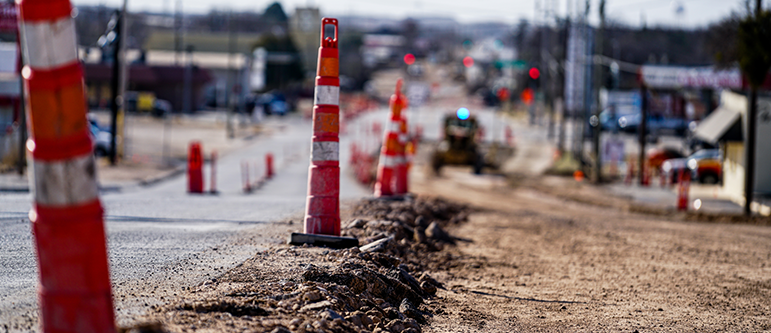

[639,83,648,186]
[183,45,194,114]
[541,0,553,139]
[592,0,605,183]
[226,11,236,139]
[174,0,181,65]
[118,0,128,162]
[744,0,763,216]
[558,0,572,153]
[108,10,122,165]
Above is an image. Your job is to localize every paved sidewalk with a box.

[0,110,285,192]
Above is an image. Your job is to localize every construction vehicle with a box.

[431,108,514,175]
[431,108,511,174]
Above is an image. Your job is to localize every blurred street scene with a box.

[2,0,771,332]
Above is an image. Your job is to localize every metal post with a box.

[226,10,236,139]
[117,0,128,162]
[745,0,762,216]
[109,11,122,166]
[639,84,648,186]
[174,0,181,65]
[592,0,605,183]
[183,45,193,113]
[745,87,758,216]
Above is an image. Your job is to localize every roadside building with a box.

[693,90,771,214]
[0,2,20,168]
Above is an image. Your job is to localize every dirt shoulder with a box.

[411,167,771,332]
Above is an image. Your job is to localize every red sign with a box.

[0,2,18,33]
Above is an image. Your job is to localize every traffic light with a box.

[404,53,415,65]
[529,67,540,80]
[463,56,474,68]
[526,67,540,89]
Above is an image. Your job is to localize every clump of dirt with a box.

[132,196,470,333]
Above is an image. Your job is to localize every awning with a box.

[693,106,742,144]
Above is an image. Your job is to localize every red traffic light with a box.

[463,56,474,68]
[529,67,540,80]
[404,53,416,65]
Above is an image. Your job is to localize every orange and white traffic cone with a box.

[375,79,407,197]
[291,18,357,248]
[19,0,116,330]
[394,92,410,195]
[677,169,691,211]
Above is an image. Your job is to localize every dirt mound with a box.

[131,196,469,332]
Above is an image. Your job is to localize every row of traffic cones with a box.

[374,79,412,197]
[623,159,691,211]
[241,154,275,193]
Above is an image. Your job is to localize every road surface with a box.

[0,115,370,330]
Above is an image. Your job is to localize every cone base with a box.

[288,232,359,249]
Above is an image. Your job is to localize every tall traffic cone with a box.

[19,0,116,330]
[290,18,357,248]
[677,169,691,211]
[266,153,274,179]
[375,79,407,197]
[188,141,204,193]
[395,87,410,194]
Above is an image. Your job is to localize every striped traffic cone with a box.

[19,0,116,331]
[290,18,357,248]
[375,79,407,197]
[394,106,410,194]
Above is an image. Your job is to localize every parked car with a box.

[88,116,112,157]
[686,149,722,184]
[661,149,722,184]
[598,106,638,132]
[254,92,288,116]
[618,114,688,135]
[647,147,684,172]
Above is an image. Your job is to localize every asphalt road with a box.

[0,81,533,330]
[0,114,370,330]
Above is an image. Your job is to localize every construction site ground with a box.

[124,144,771,332]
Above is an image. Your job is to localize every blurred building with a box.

[693,90,771,213]
[0,1,20,168]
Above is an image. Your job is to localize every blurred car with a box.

[686,149,722,184]
[661,149,722,184]
[598,106,638,132]
[88,116,112,157]
[647,147,684,172]
[618,114,688,135]
[255,92,289,116]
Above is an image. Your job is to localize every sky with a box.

[73,0,753,28]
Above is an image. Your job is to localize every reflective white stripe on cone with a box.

[21,17,78,70]
[311,141,340,161]
[314,85,340,106]
[32,153,99,206]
